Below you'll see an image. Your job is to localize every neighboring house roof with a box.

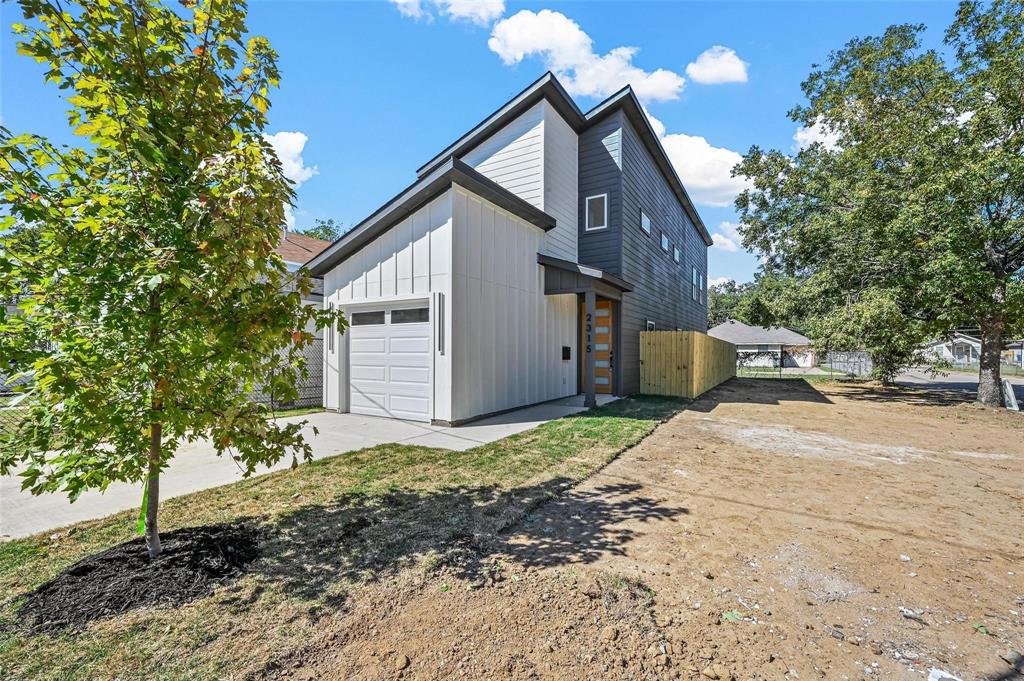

[307,158,556,276]
[416,72,713,247]
[708,319,812,346]
[277,231,331,266]
[925,332,982,347]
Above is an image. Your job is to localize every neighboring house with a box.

[276,230,330,338]
[708,319,816,368]
[308,72,712,425]
[924,332,982,364]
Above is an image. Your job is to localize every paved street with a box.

[898,368,1024,404]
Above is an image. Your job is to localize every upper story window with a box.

[691,267,698,301]
[641,210,652,236]
[673,246,681,263]
[585,194,608,231]
[660,233,670,252]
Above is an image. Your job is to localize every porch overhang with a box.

[538,254,632,301]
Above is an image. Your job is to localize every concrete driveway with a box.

[0,395,615,540]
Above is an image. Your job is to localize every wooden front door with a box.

[581,299,614,394]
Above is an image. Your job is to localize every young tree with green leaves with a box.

[734,0,1023,403]
[0,0,343,558]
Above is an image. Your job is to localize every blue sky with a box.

[1,0,960,284]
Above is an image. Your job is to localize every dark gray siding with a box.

[617,114,708,395]
[577,113,623,275]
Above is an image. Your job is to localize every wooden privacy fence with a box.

[640,331,737,398]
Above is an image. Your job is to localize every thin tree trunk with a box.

[145,420,162,559]
[977,316,1005,408]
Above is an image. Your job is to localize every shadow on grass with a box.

[252,475,687,609]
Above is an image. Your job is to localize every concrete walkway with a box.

[0,394,617,540]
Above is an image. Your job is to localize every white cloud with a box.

[438,0,504,25]
[389,0,504,26]
[711,221,743,251]
[264,131,318,187]
[390,0,429,20]
[644,111,749,208]
[264,131,317,230]
[709,276,734,287]
[685,46,748,85]
[488,10,685,103]
[793,116,840,151]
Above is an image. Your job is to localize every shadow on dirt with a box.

[254,477,688,607]
[688,378,834,412]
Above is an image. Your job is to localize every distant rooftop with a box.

[708,319,811,346]
[276,231,331,266]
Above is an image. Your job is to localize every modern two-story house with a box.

[308,73,712,425]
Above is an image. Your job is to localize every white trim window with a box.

[699,273,705,303]
[585,194,608,231]
[646,320,656,331]
[660,232,670,252]
[641,210,652,235]
[691,267,698,301]
[673,246,681,263]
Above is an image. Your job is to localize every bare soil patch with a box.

[281,379,1024,681]
[19,523,259,633]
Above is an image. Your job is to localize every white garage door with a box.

[348,304,431,422]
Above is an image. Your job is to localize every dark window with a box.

[391,307,429,324]
[585,194,608,230]
[351,310,385,326]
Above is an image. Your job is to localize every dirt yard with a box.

[278,379,1023,681]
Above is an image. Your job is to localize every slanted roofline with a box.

[416,72,713,247]
[307,158,556,276]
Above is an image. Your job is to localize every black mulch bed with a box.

[19,523,261,633]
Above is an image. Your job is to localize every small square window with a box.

[660,233,669,252]
[585,194,608,231]
[646,320,656,331]
[673,246,681,263]
[641,210,652,235]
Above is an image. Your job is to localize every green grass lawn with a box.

[0,396,685,681]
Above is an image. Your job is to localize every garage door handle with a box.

[436,292,445,355]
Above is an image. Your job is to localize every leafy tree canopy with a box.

[734,0,1023,398]
[298,217,344,242]
[0,0,344,556]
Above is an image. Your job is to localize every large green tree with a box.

[0,0,342,557]
[734,0,1023,403]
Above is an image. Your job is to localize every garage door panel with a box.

[350,366,386,382]
[348,305,431,422]
[351,337,387,353]
[389,336,431,354]
[389,366,430,384]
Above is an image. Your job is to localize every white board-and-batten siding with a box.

[322,190,453,420]
[450,186,577,423]
[321,184,578,424]
[462,100,579,264]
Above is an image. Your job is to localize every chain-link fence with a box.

[250,337,324,410]
[821,351,874,377]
